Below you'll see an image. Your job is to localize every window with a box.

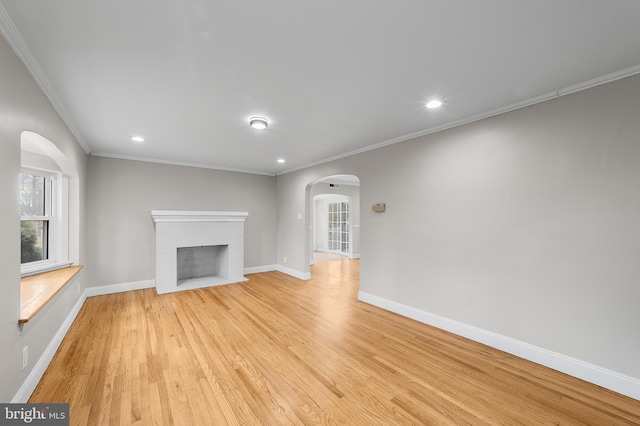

[20,167,69,275]
[328,201,349,253]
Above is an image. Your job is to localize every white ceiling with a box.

[2,1,640,176]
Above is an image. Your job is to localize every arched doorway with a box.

[306,174,360,270]
[312,193,352,262]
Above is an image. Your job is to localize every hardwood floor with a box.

[312,251,348,264]
[31,259,639,425]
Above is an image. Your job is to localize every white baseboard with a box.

[245,264,311,280]
[85,279,155,297]
[350,253,360,259]
[244,265,277,274]
[12,292,87,403]
[275,265,311,280]
[358,291,640,401]
[13,279,154,402]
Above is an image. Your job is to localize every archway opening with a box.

[305,174,360,274]
[312,193,352,263]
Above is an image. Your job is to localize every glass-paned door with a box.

[328,202,349,253]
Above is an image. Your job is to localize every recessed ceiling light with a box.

[131,136,145,142]
[249,117,269,131]
[426,100,443,109]
[277,158,285,163]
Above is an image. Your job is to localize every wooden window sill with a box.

[20,265,83,324]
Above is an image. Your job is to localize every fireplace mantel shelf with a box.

[151,210,248,223]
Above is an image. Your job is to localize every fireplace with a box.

[177,245,228,284]
[151,210,248,294]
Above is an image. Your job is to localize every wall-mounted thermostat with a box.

[372,203,385,213]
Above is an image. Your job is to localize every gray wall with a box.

[0,35,87,401]
[276,74,640,380]
[86,156,277,287]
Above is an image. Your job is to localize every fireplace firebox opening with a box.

[177,245,229,285]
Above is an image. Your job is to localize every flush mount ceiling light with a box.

[277,158,285,163]
[249,117,269,131]
[426,99,443,109]
[131,136,145,142]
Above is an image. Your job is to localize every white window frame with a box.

[20,166,70,276]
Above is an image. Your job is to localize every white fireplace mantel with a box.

[152,210,249,294]
[151,210,248,223]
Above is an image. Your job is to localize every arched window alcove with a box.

[20,131,80,272]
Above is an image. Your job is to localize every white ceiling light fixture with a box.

[277,158,285,163]
[131,136,145,142]
[426,100,443,109]
[249,117,269,131]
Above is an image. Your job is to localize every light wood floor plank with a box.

[30,259,640,424]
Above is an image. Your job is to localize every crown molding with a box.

[0,3,90,154]
[90,152,276,176]
[2,2,640,174]
[278,64,640,176]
